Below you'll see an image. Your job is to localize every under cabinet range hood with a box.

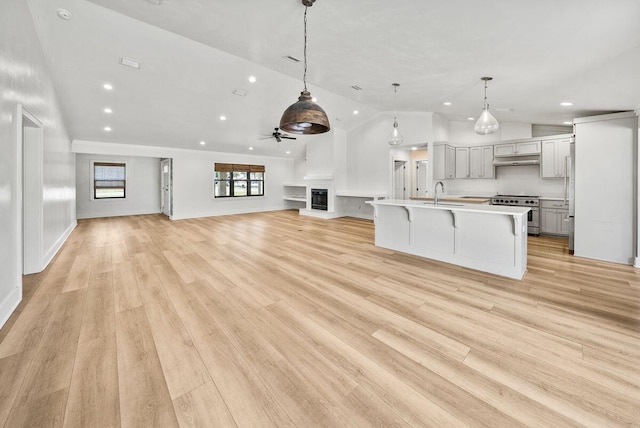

[493,158,540,166]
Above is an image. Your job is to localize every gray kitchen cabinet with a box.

[540,199,569,236]
[494,140,540,157]
[469,145,494,179]
[541,137,571,178]
[455,147,469,178]
[433,143,455,179]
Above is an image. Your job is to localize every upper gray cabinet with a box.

[469,145,494,179]
[494,140,540,157]
[433,143,456,179]
[541,137,571,178]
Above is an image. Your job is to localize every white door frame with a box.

[160,158,173,218]
[392,159,409,199]
[18,105,44,275]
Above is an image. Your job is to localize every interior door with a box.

[416,161,428,197]
[161,158,172,217]
[393,160,407,199]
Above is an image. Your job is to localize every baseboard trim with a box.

[43,220,77,270]
[0,285,21,330]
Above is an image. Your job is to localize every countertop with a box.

[367,199,529,216]
[410,196,491,203]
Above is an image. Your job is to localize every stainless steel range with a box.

[491,195,540,235]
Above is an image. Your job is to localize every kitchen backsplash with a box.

[442,164,566,198]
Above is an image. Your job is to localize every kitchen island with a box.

[366,199,530,279]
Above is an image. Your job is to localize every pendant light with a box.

[279,0,330,135]
[474,77,500,135]
[387,83,403,146]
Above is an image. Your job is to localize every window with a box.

[214,163,264,197]
[94,162,126,199]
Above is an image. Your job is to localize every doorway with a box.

[393,160,409,199]
[20,106,44,275]
[161,158,173,218]
[415,160,429,197]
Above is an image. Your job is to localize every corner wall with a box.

[0,0,76,327]
[76,154,161,219]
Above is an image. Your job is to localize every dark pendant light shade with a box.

[280,90,330,134]
[279,0,330,135]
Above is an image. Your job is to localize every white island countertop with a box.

[372,199,529,216]
[366,199,530,279]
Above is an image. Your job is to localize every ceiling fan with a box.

[260,128,297,143]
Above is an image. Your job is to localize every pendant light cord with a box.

[303,6,308,91]
[393,84,399,125]
[483,80,488,109]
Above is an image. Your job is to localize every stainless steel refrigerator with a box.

[567,138,575,253]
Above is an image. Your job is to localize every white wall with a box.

[346,112,433,192]
[305,131,335,177]
[73,141,294,220]
[449,120,532,144]
[0,0,76,327]
[76,154,161,219]
[432,114,450,142]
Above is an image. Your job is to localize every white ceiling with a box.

[30,0,640,157]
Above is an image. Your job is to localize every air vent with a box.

[232,89,247,97]
[120,57,141,69]
[283,55,301,63]
[351,85,363,91]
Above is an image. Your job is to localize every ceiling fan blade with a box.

[275,135,282,143]
[258,136,273,140]
[281,136,297,140]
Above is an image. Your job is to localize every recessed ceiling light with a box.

[286,150,291,154]
[103,107,112,114]
[467,117,475,121]
[57,9,71,20]
[560,102,573,106]
[199,141,205,145]
[104,126,112,132]
[248,76,257,83]
[563,121,573,125]
[312,97,317,102]
[353,110,359,115]
[443,102,452,106]
[219,115,227,121]
[103,83,113,90]
[411,146,417,151]
[248,147,254,151]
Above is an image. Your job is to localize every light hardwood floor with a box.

[0,210,638,427]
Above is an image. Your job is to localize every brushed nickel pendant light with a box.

[474,77,499,135]
[387,83,403,146]
[279,0,330,135]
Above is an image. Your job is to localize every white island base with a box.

[367,200,530,280]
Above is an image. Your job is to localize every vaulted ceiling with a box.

[30,0,640,157]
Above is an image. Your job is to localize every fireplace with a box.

[311,188,328,210]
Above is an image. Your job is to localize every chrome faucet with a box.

[434,181,444,205]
